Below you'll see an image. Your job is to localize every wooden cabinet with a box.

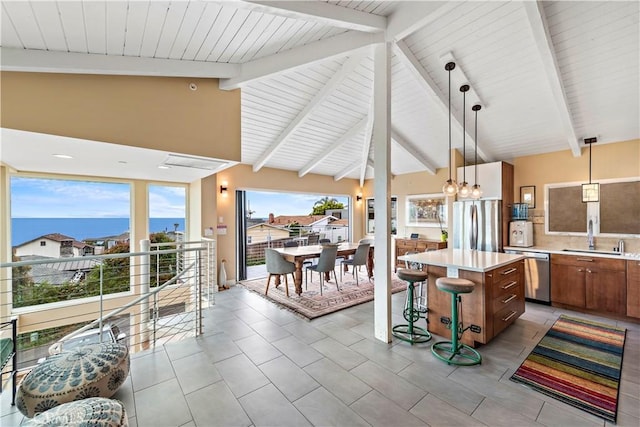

[627,260,640,318]
[489,262,526,337]
[551,254,626,315]
[394,238,446,271]
[426,259,524,347]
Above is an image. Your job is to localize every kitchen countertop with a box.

[399,248,525,272]
[504,246,640,260]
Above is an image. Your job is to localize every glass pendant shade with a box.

[470,184,483,199]
[459,182,471,198]
[582,183,599,202]
[443,179,459,196]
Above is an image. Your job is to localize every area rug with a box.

[510,314,626,423]
[240,272,406,320]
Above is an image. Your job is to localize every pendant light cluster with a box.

[442,61,483,199]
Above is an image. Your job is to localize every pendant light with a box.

[458,84,471,198]
[442,62,458,196]
[470,104,482,199]
[582,137,599,202]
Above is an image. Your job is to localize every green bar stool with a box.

[431,277,482,366]
[392,269,431,344]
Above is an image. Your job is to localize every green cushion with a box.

[0,337,13,368]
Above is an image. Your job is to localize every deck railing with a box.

[0,239,216,379]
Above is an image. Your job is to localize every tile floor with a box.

[2,285,639,426]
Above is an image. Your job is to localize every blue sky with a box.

[11,177,185,217]
[10,177,348,219]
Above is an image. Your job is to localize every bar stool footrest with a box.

[431,341,482,366]
[392,324,432,344]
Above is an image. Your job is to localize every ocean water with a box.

[11,218,185,247]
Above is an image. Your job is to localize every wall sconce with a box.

[220,182,228,197]
[356,194,363,202]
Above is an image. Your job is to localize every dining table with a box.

[274,243,374,295]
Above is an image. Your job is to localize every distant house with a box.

[266,213,348,242]
[246,224,290,244]
[267,214,339,231]
[84,231,130,253]
[13,233,94,258]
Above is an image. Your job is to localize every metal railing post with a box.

[140,239,150,348]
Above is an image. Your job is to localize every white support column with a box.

[131,180,149,352]
[372,42,392,343]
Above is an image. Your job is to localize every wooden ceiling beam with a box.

[523,1,581,157]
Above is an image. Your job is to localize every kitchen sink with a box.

[562,249,621,256]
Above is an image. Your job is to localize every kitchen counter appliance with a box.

[505,249,550,303]
[509,221,533,247]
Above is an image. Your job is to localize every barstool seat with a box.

[431,277,482,366]
[435,277,475,294]
[392,268,431,344]
[397,269,428,283]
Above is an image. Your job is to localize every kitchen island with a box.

[399,249,525,347]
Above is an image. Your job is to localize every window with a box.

[148,185,186,239]
[40,241,46,246]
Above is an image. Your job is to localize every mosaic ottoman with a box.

[16,342,129,418]
[23,397,128,426]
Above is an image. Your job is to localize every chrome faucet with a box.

[587,219,595,250]
[618,239,625,254]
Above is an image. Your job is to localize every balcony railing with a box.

[0,239,216,380]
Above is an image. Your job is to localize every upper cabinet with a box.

[457,161,513,200]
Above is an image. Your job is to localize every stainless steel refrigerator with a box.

[452,200,502,252]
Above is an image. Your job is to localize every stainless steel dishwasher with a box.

[505,250,550,303]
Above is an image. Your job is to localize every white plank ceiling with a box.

[1,1,638,183]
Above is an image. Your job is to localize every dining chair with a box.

[340,242,370,286]
[265,248,296,297]
[305,246,338,295]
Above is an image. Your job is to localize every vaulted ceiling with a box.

[1,1,638,183]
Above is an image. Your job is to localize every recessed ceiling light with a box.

[158,165,171,169]
[53,154,73,159]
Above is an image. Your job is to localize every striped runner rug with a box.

[510,314,626,423]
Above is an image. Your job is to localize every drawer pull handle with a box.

[576,258,594,262]
[502,311,517,322]
[501,268,517,275]
[501,294,517,304]
[578,268,585,272]
[501,281,518,290]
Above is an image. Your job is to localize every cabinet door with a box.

[586,269,627,315]
[628,261,640,318]
[551,264,586,307]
